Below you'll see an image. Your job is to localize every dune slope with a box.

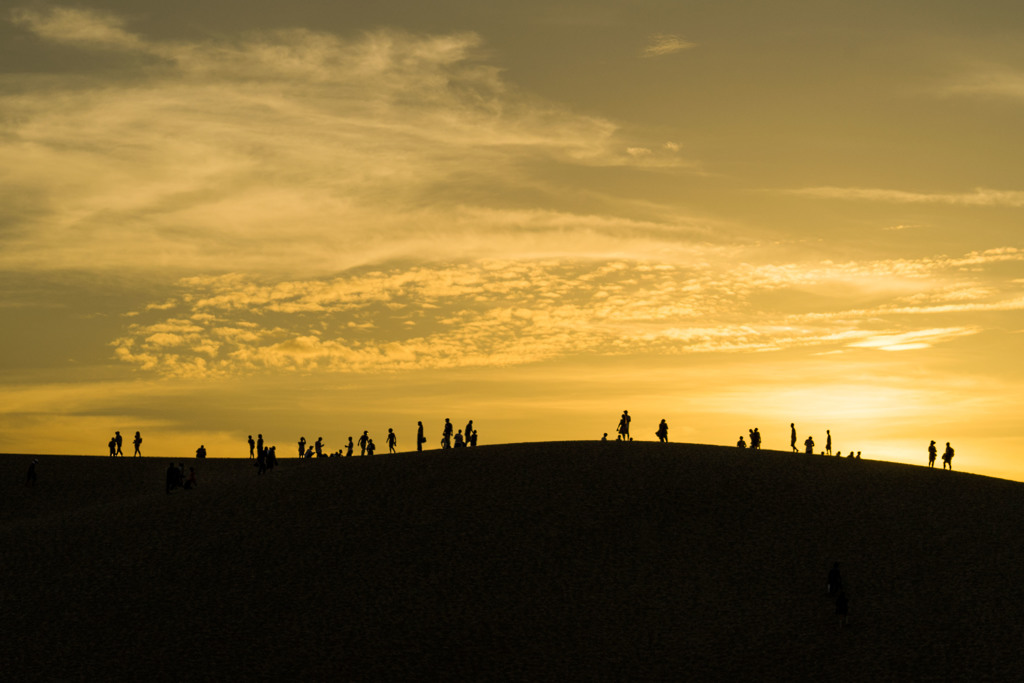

[2,443,1022,681]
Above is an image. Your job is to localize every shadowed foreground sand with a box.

[2,442,1023,681]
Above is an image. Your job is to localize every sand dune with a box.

[2,442,1022,681]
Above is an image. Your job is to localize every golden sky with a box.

[2,3,1023,478]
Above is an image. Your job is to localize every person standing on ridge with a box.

[942,442,955,470]
[386,428,397,454]
[133,431,142,457]
[618,410,631,441]
[248,435,255,458]
[928,440,937,467]
[358,431,369,456]
[790,423,797,452]
[417,421,425,452]
[115,431,123,456]
[825,430,832,456]
[656,419,669,443]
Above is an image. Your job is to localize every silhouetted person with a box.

[856,451,861,460]
[601,433,608,441]
[942,442,954,470]
[417,421,425,452]
[454,430,465,448]
[115,431,123,456]
[825,430,832,455]
[928,440,937,467]
[442,419,453,449]
[387,428,397,454]
[618,410,631,440]
[791,423,797,452]
[195,444,206,459]
[465,420,473,442]
[257,434,264,458]
[345,437,354,457]
[257,448,267,474]
[314,437,323,458]
[359,431,369,456]
[108,436,117,457]
[305,446,313,458]
[298,436,306,458]
[268,445,277,469]
[656,419,668,443]
[835,589,849,628]
[166,461,179,493]
[248,435,255,458]
[827,562,843,597]
[737,436,746,448]
[26,459,37,486]
[470,429,478,447]
[366,439,376,456]
[804,435,814,454]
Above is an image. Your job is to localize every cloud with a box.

[846,327,979,352]
[940,67,1024,100]
[641,34,696,58]
[788,186,1024,207]
[11,7,143,50]
[1,9,705,275]
[108,248,1023,377]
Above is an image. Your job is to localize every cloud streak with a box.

[1,8,706,275]
[109,248,1024,377]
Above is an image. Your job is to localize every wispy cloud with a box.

[1,8,705,275]
[940,66,1024,100]
[11,7,143,50]
[641,33,696,58]
[109,248,1024,377]
[788,186,1024,207]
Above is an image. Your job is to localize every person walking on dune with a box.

[942,442,954,470]
[656,419,669,443]
[387,428,397,454]
[442,419,453,449]
[133,431,142,457]
[345,436,354,457]
[790,423,798,452]
[359,431,369,456]
[417,421,425,452]
[618,410,631,441]
[928,440,937,467]
[115,431,123,456]
[825,430,832,456]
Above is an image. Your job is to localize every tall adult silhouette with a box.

[417,421,425,452]
[790,423,797,452]
[617,410,631,441]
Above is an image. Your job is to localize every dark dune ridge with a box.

[2,442,1023,681]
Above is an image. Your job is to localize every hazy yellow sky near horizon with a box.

[2,2,1023,478]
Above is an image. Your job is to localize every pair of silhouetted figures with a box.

[165,462,197,493]
[106,431,143,457]
[616,411,631,441]
[744,428,761,450]
[927,440,955,469]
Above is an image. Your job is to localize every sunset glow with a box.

[2,3,1022,478]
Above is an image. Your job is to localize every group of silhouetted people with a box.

[107,430,143,457]
[927,440,955,469]
[165,462,197,493]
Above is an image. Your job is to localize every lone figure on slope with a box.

[618,410,631,441]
